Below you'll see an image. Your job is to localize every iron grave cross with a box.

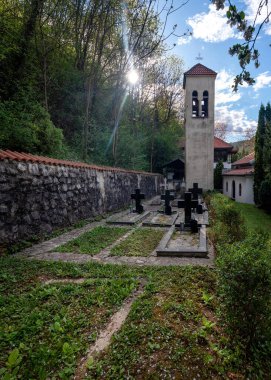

[178,192,198,225]
[188,182,203,200]
[161,190,174,215]
[131,188,145,214]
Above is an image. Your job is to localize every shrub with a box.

[217,231,271,356]
[209,194,246,245]
[259,178,271,213]
[0,95,63,155]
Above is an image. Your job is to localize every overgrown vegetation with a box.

[55,226,129,255]
[0,1,184,172]
[111,228,165,257]
[0,258,138,379]
[209,193,271,376]
[0,257,242,379]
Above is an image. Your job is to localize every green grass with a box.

[55,226,129,255]
[0,258,138,379]
[234,202,271,234]
[111,228,165,257]
[0,258,269,379]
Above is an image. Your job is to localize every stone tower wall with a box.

[184,76,215,190]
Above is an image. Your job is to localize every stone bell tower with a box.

[183,63,217,191]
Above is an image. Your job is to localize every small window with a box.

[226,181,228,192]
[192,90,199,117]
[239,183,242,196]
[201,90,208,117]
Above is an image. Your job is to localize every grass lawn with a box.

[55,226,129,255]
[0,258,269,379]
[234,202,271,235]
[0,258,138,379]
[111,228,165,257]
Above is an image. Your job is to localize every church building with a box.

[183,63,217,191]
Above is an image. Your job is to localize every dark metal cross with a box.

[131,188,145,214]
[188,182,203,200]
[178,192,198,225]
[161,190,174,215]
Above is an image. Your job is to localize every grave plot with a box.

[142,211,178,227]
[55,226,129,255]
[85,267,221,380]
[175,210,209,226]
[106,210,150,225]
[0,260,139,380]
[110,228,165,257]
[156,225,208,257]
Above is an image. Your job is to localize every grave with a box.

[188,182,203,200]
[156,225,208,258]
[178,192,198,227]
[161,190,174,215]
[131,188,145,214]
[106,210,150,225]
[142,211,178,227]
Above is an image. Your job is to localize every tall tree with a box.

[263,102,271,178]
[254,104,266,204]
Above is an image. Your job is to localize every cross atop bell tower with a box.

[183,63,217,191]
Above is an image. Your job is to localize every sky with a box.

[160,0,271,142]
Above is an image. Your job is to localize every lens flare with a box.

[127,69,139,84]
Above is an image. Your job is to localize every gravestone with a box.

[188,182,203,200]
[161,190,174,215]
[131,189,145,214]
[178,191,198,227]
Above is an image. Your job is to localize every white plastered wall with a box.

[223,175,254,204]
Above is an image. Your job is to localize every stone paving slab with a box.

[16,221,105,257]
[175,211,209,226]
[106,210,150,225]
[156,225,208,258]
[142,211,178,227]
[28,249,214,267]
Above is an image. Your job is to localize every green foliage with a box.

[216,231,271,357]
[214,160,224,190]
[254,102,271,211]
[0,0,184,171]
[209,194,246,245]
[259,178,271,213]
[254,104,266,205]
[0,94,63,155]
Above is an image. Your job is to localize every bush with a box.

[0,94,63,155]
[259,178,271,213]
[209,194,246,245]
[217,231,271,356]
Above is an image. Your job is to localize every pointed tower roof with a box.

[183,63,217,88]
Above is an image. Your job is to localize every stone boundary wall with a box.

[0,159,163,243]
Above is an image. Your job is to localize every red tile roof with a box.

[180,137,234,150]
[223,168,254,176]
[184,64,217,77]
[214,137,233,149]
[0,150,158,175]
[232,152,255,166]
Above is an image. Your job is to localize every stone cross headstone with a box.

[188,182,203,200]
[131,188,145,214]
[161,190,174,215]
[178,192,198,225]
